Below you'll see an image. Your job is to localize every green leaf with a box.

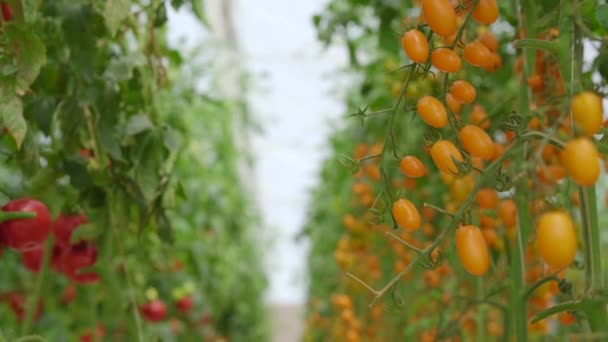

[175,181,187,200]
[191,0,210,27]
[70,223,102,243]
[156,211,174,244]
[596,4,608,31]
[104,55,144,82]
[163,126,182,151]
[104,0,131,37]
[0,97,26,148]
[126,114,154,136]
[4,27,46,92]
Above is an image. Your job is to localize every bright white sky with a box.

[169,1,347,304]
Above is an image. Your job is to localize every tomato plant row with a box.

[0,1,268,341]
[304,0,608,341]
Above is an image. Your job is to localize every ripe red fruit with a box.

[20,246,44,272]
[53,214,88,247]
[8,292,43,321]
[1,2,12,22]
[140,300,167,322]
[61,285,77,304]
[0,198,51,251]
[175,295,194,314]
[21,243,69,273]
[61,242,98,271]
[79,325,106,342]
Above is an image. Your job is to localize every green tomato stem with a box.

[0,211,36,222]
[21,237,53,335]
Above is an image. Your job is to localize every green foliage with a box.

[0,0,267,340]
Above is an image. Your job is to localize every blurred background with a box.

[169,1,346,340]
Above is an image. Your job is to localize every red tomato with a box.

[53,214,88,247]
[1,2,12,22]
[20,246,44,273]
[61,285,77,304]
[0,198,51,251]
[60,242,98,272]
[175,295,194,314]
[79,326,106,342]
[140,300,168,322]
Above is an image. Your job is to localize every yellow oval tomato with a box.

[459,125,495,160]
[456,225,490,276]
[536,211,577,269]
[422,0,457,37]
[446,93,462,114]
[471,104,490,129]
[450,175,474,203]
[571,91,603,136]
[392,199,421,232]
[561,137,600,186]
[478,31,499,52]
[472,0,499,25]
[417,96,448,128]
[431,48,462,73]
[476,188,499,209]
[464,41,492,68]
[450,80,477,104]
[402,29,429,63]
[399,155,427,178]
[430,140,464,174]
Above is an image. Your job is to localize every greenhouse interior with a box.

[0,0,607,341]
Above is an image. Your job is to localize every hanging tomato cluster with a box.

[305,0,608,340]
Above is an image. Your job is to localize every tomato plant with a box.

[305,0,608,341]
[0,1,268,340]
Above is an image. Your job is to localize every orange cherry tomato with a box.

[483,52,502,72]
[431,48,462,73]
[561,137,600,186]
[456,225,490,276]
[450,175,474,203]
[449,80,477,104]
[430,140,464,174]
[459,125,495,160]
[399,156,427,178]
[392,199,421,232]
[498,199,517,227]
[422,0,458,36]
[475,188,499,209]
[472,0,499,25]
[478,31,498,52]
[402,29,429,63]
[535,211,577,269]
[417,96,448,128]
[446,93,462,114]
[471,104,490,129]
[463,41,492,68]
[571,91,603,136]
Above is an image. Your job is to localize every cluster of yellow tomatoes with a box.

[305,0,608,340]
